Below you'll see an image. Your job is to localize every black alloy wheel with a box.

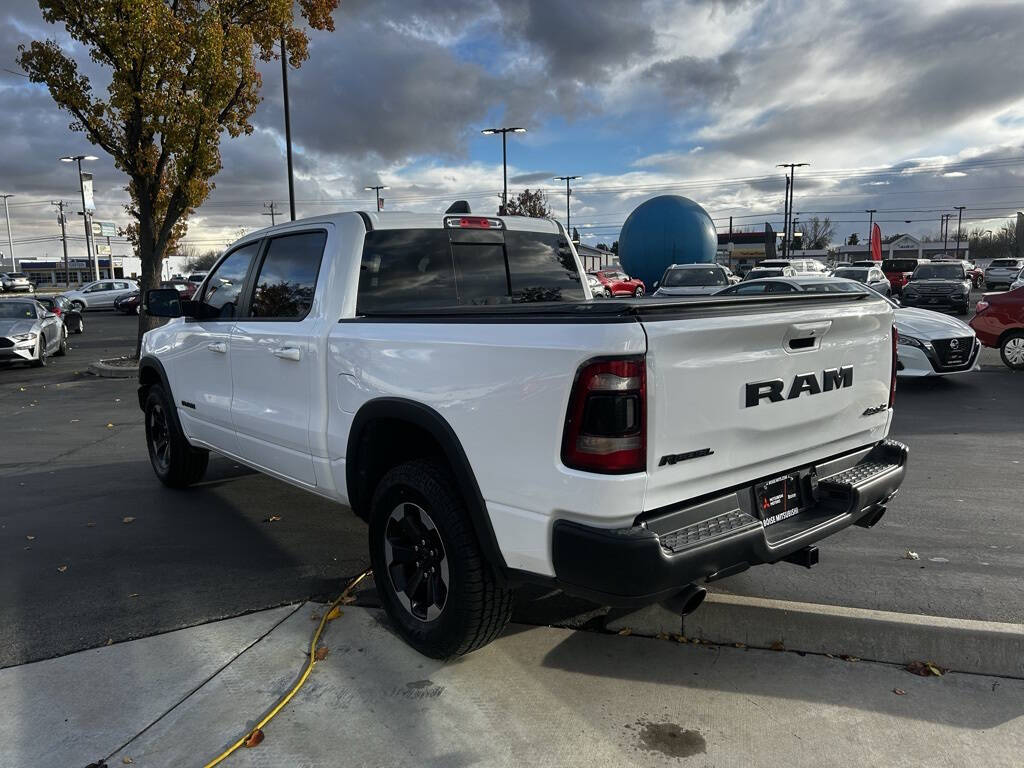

[384,502,450,622]
[147,401,171,475]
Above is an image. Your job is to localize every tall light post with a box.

[60,154,99,280]
[481,127,526,214]
[866,209,877,259]
[364,185,389,212]
[554,175,581,238]
[941,213,951,254]
[777,162,809,258]
[954,205,966,259]
[280,33,295,221]
[0,194,14,271]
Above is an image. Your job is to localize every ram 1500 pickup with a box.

[139,211,908,658]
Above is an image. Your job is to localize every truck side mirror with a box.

[145,288,183,318]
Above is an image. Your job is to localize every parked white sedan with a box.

[62,279,139,310]
[893,303,980,377]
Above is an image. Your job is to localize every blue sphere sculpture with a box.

[618,195,718,288]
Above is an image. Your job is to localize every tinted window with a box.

[200,242,259,318]
[913,264,964,280]
[734,282,768,294]
[358,228,584,312]
[990,259,1021,267]
[882,259,917,272]
[250,231,326,318]
[0,302,35,318]
[801,281,863,293]
[833,269,868,280]
[767,282,797,293]
[663,267,727,287]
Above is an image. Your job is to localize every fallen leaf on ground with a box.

[325,606,342,621]
[906,660,946,677]
[26,535,35,541]
[122,757,134,764]
[57,565,68,573]
[122,516,135,524]
[618,627,632,636]
[106,423,114,429]
[264,515,282,523]
[70,419,80,423]
[314,646,329,661]
[656,632,669,641]
[770,640,785,651]
[734,642,746,649]
[893,688,906,695]
[128,593,140,598]
[243,729,264,748]
[841,655,860,662]
[902,549,920,560]
[106,638,113,646]
[672,634,687,643]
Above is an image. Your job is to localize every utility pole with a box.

[364,185,389,212]
[263,201,280,226]
[954,206,966,259]
[866,209,877,259]
[52,200,70,286]
[941,213,951,254]
[777,162,809,259]
[781,174,790,258]
[481,127,527,214]
[554,175,581,236]
[280,33,296,221]
[0,194,13,271]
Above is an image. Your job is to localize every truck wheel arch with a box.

[346,398,509,580]
[137,356,187,437]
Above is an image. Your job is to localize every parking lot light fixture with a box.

[364,185,389,212]
[60,154,99,280]
[481,127,527,214]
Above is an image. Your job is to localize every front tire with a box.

[30,336,47,368]
[633,285,645,297]
[1000,332,1024,371]
[144,384,209,487]
[54,328,68,356]
[369,459,513,659]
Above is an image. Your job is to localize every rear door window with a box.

[357,228,584,312]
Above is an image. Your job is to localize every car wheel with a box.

[369,458,514,659]
[70,300,84,311]
[633,285,645,297]
[144,384,210,487]
[54,328,68,357]
[135,305,141,315]
[30,335,47,368]
[73,316,84,334]
[1000,333,1024,371]
[603,288,612,298]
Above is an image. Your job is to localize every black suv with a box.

[900,262,972,315]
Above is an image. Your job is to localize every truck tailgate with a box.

[640,295,894,512]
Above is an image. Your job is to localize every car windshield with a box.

[758,261,789,268]
[913,264,964,280]
[833,268,868,280]
[662,267,727,287]
[882,259,917,272]
[0,302,35,319]
[746,268,782,278]
[6,272,26,278]
[990,259,1021,268]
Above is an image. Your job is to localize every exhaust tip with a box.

[674,583,707,616]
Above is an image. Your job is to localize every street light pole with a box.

[954,206,966,259]
[364,185,389,212]
[481,127,527,214]
[941,213,950,254]
[52,200,70,286]
[554,175,581,237]
[280,33,296,222]
[777,163,808,258]
[61,154,99,280]
[0,194,14,271]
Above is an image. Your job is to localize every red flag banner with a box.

[870,223,882,261]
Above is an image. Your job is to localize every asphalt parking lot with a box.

[0,308,1021,668]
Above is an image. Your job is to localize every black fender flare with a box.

[137,355,186,436]
[346,397,509,580]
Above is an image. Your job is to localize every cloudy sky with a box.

[2,0,1024,263]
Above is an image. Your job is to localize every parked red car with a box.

[881,257,927,296]
[590,269,646,297]
[970,287,1024,370]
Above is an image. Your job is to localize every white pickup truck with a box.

[140,211,908,658]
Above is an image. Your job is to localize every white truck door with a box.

[170,241,260,454]
[229,229,327,487]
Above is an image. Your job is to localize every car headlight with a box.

[897,334,924,349]
[12,332,37,342]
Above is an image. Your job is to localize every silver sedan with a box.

[0,299,67,367]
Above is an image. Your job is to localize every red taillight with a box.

[52,307,62,316]
[562,357,646,474]
[444,216,503,230]
[889,325,898,408]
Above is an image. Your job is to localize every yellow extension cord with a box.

[204,568,374,768]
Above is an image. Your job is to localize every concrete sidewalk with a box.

[2,605,1022,767]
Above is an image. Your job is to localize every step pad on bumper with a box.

[660,511,759,554]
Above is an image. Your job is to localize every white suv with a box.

[62,279,139,310]
[760,259,828,274]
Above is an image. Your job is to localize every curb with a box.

[88,359,138,379]
[604,593,1024,679]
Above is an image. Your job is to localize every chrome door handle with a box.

[271,346,301,361]
[206,342,227,353]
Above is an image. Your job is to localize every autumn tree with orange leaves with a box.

[19,0,338,353]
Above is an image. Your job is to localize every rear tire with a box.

[73,316,84,334]
[633,285,645,297]
[369,459,514,659]
[70,300,84,312]
[1000,332,1024,371]
[144,384,209,487]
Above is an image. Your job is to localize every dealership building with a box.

[838,234,968,262]
[17,255,142,287]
